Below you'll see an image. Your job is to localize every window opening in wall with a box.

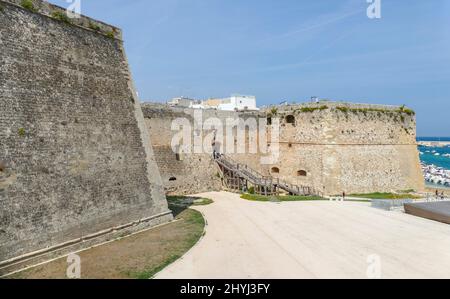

[297,170,307,177]
[286,115,295,125]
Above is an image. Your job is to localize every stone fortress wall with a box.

[266,102,424,195]
[0,0,425,268]
[142,103,264,195]
[0,0,172,264]
[143,101,424,196]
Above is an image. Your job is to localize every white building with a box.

[216,95,258,111]
[168,97,203,109]
[168,94,258,111]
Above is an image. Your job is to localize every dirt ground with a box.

[8,205,205,279]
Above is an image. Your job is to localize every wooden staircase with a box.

[215,155,322,197]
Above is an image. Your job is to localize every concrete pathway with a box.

[155,191,450,279]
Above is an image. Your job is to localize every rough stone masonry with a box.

[143,101,424,196]
[0,0,172,264]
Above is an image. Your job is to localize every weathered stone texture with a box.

[142,104,223,195]
[142,102,424,196]
[263,102,424,194]
[0,1,171,262]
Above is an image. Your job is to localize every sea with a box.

[417,137,450,170]
[417,137,450,189]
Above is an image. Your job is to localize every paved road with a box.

[156,192,450,279]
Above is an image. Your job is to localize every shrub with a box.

[270,107,278,116]
[336,106,349,113]
[51,11,71,24]
[18,128,26,137]
[106,30,115,39]
[20,0,37,12]
[88,22,101,31]
[299,105,328,113]
[0,4,4,12]
[248,186,255,194]
[402,108,415,116]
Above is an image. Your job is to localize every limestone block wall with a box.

[142,104,267,195]
[0,0,171,263]
[142,104,222,195]
[142,101,423,196]
[263,102,424,194]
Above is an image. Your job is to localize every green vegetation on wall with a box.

[335,106,415,119]
[20,0,37,12]
[88,22,101,31]
[51,11,72,24]
[106,30,115,39]
[297,105,328,113]
[268,107,278,116]
[18,128,26,137]
[398,105,415,116]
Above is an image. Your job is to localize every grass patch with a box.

[51,11,71,24]
[20,0,37,12]
[18,128,26,137]
[297,105,328,113]
[335,106,415,118]
[8,203,205,279]
[399,189,416,194]
[348,192,422,200]
[241,193,325,202]
[88,22,101,31]
[167,195,214,207]
[106,30,115,39]
[131,254,181,279]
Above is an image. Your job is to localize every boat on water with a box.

[422,163,450,187]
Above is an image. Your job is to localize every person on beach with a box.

[342,191,346,201]
[436,190,439,199]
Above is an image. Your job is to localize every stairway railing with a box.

[215,155,322,197]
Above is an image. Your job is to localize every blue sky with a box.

[49,0,450,136]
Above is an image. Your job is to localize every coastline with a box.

[418,141,450,148]
[417,137,450,190]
